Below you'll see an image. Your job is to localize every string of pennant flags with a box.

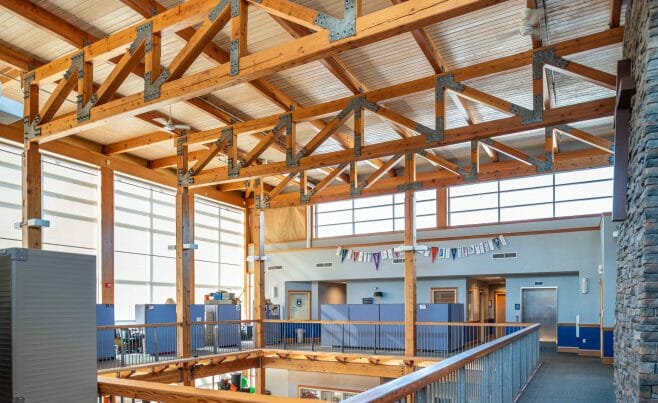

[335,235,508,270]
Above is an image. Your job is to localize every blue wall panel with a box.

[321,304,348,347]
[96,304,115,360]
[557,325,579,348]
[379,304,404,350]
[347,304,379,348]
[579,326,601,351]
[603,329,614,358]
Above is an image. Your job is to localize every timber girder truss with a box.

[20,0,621,209]
[174,38,617,208]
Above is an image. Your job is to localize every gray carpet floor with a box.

[518,346,615,402]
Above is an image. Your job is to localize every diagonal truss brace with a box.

[287,95,375,167]
[314,0,357,42]
[480,137,553,173]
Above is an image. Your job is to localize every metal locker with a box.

[97,304,115,360]
[378,303,404,350]
[0,248,97,402]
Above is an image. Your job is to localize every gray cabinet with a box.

[0,248,96,402]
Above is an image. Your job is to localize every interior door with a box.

[495,293,506,322]
[288,291,311,320]
[522,288,557,342]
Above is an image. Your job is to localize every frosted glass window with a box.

[448,167,613,226]
[152,285,176,305]
[115,283,149,322]
[450,181,498,197]
[316,223,352,238]
[314,190,437,237]
[501,204,553,222]
[450,193,498,212]
[42,155,98,254]
[115,252,150,282]
[450,210,499,226]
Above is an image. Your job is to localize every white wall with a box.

[264,216,614,326]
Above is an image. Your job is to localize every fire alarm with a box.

[104,282,112,288]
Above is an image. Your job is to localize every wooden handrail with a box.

[98,320,532,329]
[344,324,540,403]
[98,377,302,402]
[262,319,533,327]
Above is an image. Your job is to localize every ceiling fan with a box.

[496,7,542,41]
[153,105,191,131]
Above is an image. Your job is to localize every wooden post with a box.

[437,187,447,228]
[22,80,41,249]
[189,192,195,304]
[100,166,114,304]
[404,152,417,357]
[253,180,266,393]
[175,135,192,385]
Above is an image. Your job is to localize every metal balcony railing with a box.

[343,324,541,402]
[97,320,532,369]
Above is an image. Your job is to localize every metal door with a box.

[521,287,557,342]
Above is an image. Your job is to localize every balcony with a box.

[97,321,540,401]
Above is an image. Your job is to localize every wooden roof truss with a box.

[17,0,622,208]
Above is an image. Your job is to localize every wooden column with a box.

[100,166,114,304]
[189,192,195,304]
[22,80,41,249]
[437,187,448,228]
[404,152,417,357]
[253,180,266,394]
[175,136,192,386]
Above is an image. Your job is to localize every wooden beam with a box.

[245,0,325,32]
[403,152,416,357]
[610,0,623,28]
[361,154,404,190]
[175,137,192,377]
[545,61,617,90]
[554,125,614,154]
[0,41,42,71]
[437,187,447,227]
[417,152,461,175]
[0,0,97,48]
[167,4,232,81]
[95,44,146,106]
[101,167,114,305]
[103,131,175,155]
[38,72,77,124]
[312,163,349,196]
[482,139,534,166]
[32,0,507,141]
[263,148,611,208]
[261,356,407,378]
[191,97,615,186]
[98,377,298,402]
[22,81,41,249]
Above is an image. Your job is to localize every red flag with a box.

[431,247,438,263]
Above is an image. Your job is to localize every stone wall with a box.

[616,1,658,401]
